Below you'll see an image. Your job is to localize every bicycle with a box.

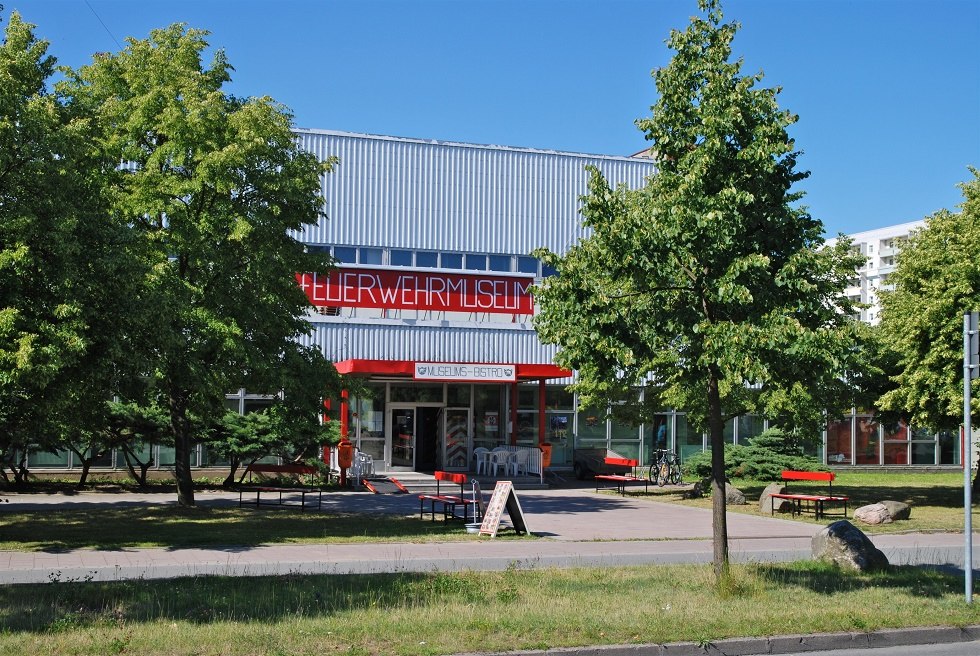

[647,449,682,486]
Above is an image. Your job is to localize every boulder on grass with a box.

[812,520,889,571]
[759,482,791,514]
[880,500,912,521]
[854,503,892,525]
[725,483,746,505]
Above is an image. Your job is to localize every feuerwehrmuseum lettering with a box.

[297,268,534,315]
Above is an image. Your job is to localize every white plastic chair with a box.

[472,447,490,475]
[490,450,517,477]
[514,449,530,476]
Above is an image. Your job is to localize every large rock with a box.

[854,503,892,525]
[880,499,912,521]
[725,483,746,505]
[812,520,889,571]
[759,482,791,514]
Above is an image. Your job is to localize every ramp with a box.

[362,476,410,494]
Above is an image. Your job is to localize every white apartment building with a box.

[827,220,926,325]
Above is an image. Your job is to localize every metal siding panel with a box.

[294,130,653,255]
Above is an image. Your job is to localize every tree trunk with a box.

[169,393,196,506]
[707,370,730,585]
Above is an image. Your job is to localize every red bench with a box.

[418,471,481,522]
[238,486,322,511]
[595,458,649,495]
[244,463,320,485]
[769,470,848,519]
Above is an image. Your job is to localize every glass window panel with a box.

[244,398,273,414]
[737,415,764,444]
[855,416,880,464]
[609,440,640,462]
[447,384,471,407]
[545,386,573,410]
[333,246,356,263]
[359,247,382,265]
[474,385,503,449]
[644,415,672,464]
[390,249,414,266]
[516,411,538,445]
[724,418,735,444]
[911,426,935,441]
[517,256,538,275]
[542,263,558,278]
[546,412,573,466]
[157,445,176,467]
[440,252,462,269]
[610,417,639,441]
[576,405,607,446]
[87,448,114,468]
[307,244,330,253]
[882,421,908,441]
[28,449,72,468]
[464,253,487,270]
[912,441,937,465]
[488,255,511,272]
[356,386,386,439]
[676,414,703,463]
[517,385,537,409]
[826,418,852,464]
[938,429,960,465]
[416,251,438,268]
[390,384,443,403]
[883,442,909,465]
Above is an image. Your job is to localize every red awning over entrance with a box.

[334,359,570,381]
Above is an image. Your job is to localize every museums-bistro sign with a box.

[414,362,516,383]
[297,267,534,315]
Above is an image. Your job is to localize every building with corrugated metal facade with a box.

[291,129,654,475]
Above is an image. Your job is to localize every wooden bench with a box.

[238,486,322,511]
[418,471,481,522]
[244,463,321,486]
[769,470,848,519]
[595,458,649,495]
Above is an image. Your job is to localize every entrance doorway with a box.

[387,404,442,471]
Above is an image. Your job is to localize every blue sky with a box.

[6,0,978,237]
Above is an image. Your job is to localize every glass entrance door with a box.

[389,407,415,468]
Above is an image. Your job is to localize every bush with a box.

[683,433,824,482]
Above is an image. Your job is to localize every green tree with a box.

[0,11,142,483]
[533,0,862,583]
[64,24,338,506]
[877,169,980,483]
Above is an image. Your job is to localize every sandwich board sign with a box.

[479,481,529,537]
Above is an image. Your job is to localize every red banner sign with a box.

[297,268,535,315]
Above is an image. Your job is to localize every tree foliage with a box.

[684,428,824,481]
[877,169,980,429]
[59,24,339,505]
[533,0,862,582]
[0,12,143,483]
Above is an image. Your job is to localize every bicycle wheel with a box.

[657,462,669,487]
[647,462,660,485]
[668,461,682,485]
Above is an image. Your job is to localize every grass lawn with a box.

[629,471,977,533]
[0,505,480,552]
[0,562,977,655]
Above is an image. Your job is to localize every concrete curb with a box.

[457,624,980,655]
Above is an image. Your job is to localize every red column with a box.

[340,389,349,440]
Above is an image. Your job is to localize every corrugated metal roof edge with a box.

[294,127,656,165]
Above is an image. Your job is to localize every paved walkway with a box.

[0,486,976,584]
